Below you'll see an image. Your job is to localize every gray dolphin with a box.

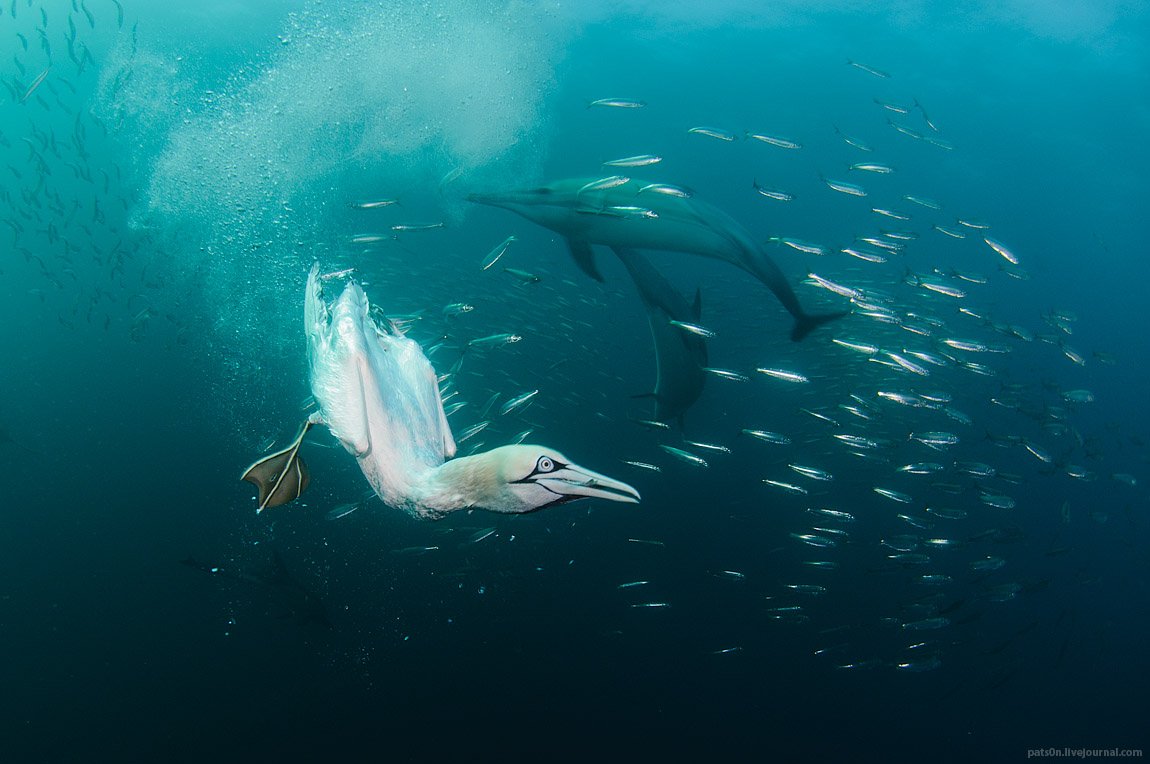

[613,247,707,426]
[468,177,847,341]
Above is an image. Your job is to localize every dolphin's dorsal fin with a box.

[241,422,313,511]
[566,238,604,282]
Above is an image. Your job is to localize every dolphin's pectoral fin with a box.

[566,238,604,282]
[791,310,851,342]
[241,421,313,512]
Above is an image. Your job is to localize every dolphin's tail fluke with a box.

[791,310,849,342]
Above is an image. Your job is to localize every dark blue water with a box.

[2,2,1147,761]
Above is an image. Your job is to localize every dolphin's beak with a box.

[466,191,507,208]
[534,462,641,504]
[466,189,534,210]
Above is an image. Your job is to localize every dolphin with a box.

[468,177,847,341]
[613,247,706,427]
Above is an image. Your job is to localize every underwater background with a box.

[1,0,1147,761]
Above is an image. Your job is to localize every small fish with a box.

[742,429,791,445]
[872,207,911,221]
[874,487,913,503]
[933,224,966,239]
[942,338,987,352]
[391,223,444,232]
[503,267,542,284]
[807,508,854,523]
[443,302,474,317]
[889,121,924,139]
[874,98,911,114]
[392,545,440,555]
[910,431,959,446]
[764,479,808,495]
[658,445,708,467]
[807,273,860,299]
[352,199,399,209]
[898,462,944,475]
[790,533,834,548]
[604,205,659,219]
[756,368,809,384]
[626,538,666,547]
[957,218,992,230]
[847,60,891,78]
[603,154,662,167]
[903,194,941,210]
[918,281,966,299]
[747,132,802,149]
[850,162,894,174]
[979,491,1016,510]
[468,333,521,348]
[631,602,671,608]
[319,267,356,281]
[703,368,748,382]
[622,460,661,473]
[326,502,360,520]
[752,180,794,202]
[468,528,497,544]
[617,581,650,589]
[785,584,827,595]
[789,464,834,481]
[499,389,539,416]
[885,352,930,377]
[823,177,867,197]
[802,409,839,426]
[349,234,387,244]
[578,175,630,194]
[456,421,490,443]
[834,126,873,151]
[688,126,737,141]
[481,235,516,270]
[831,339,878,355]
[668,320,716,338]
[21,67,50,102]
[833,434,879,449]
[774,238,827,255]
[684,440,731,454]
[589,98,646,109]
[638,183,690,198]
[984,237,1020,265]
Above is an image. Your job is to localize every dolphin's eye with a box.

[531,187,551,195]
[536,456,556,473]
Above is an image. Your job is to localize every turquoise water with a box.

[2,1,1147,761]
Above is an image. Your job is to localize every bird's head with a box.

[492,445,641,512]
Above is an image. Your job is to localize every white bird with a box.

[242,264,640,518]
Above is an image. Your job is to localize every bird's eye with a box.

[537,456,556,473]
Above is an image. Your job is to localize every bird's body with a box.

[243,265,640,517]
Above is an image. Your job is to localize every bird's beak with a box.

[534,463,641,504]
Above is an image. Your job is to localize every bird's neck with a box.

[412,452,505,517]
